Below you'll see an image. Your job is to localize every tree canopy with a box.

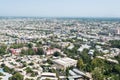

[109,40,120,48]
[9,72,24,80]
[53,51,61,57]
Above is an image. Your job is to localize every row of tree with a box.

[21,48,44,55]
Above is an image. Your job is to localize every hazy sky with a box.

[0,0,120,17]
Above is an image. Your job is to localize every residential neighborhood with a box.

[0,17,120,80]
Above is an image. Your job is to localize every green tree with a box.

[53,51,61,57]
[36,48,44,55]
[25,67,33,73]
[9,72,24,80]
[91,58,104,68]
[10,44,24,49]
[109,40,120,48]
[80,49,91,63]
[65,67,69,77]
[77,59,84,70]
[36,41,42,47]
[27,48,35,55]
[0,72,4,76]
[115,55,120,64]
[0,45,7,55]
[3,66,14,74]
[1,64,5,67]
[113,64,120,74]
[27,43,33,48]
[84,63,92,72]
[21,49,27,55]
[92,67,104,80]
[45,78,51,80]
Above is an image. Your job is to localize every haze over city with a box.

[0,0,120,17]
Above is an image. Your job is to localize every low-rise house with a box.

[45,48,61,55]
[9,48,21,55]
[15,39,27,44]
[88,50,94,55]
[40,72,58,80]
[67,44,74,50]
[95,45,103,51]
[57,42,70,48]
[72,68,91,79]
[78,44,91,52]
[69,70,78,76]
[9,47,38,55]
[102,50,109,54]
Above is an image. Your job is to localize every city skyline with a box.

[0,0,120,17]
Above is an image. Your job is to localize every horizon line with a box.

[0,16,120,19]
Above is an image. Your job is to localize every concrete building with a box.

[45,48,61,55]
[52,57,77,70]
[40,72,58,80]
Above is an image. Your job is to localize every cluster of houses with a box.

[0,18,120,80]
[9,46,61,56]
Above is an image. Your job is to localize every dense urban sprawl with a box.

[0,17,120,80]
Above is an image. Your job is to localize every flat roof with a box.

[41,72,56,77]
